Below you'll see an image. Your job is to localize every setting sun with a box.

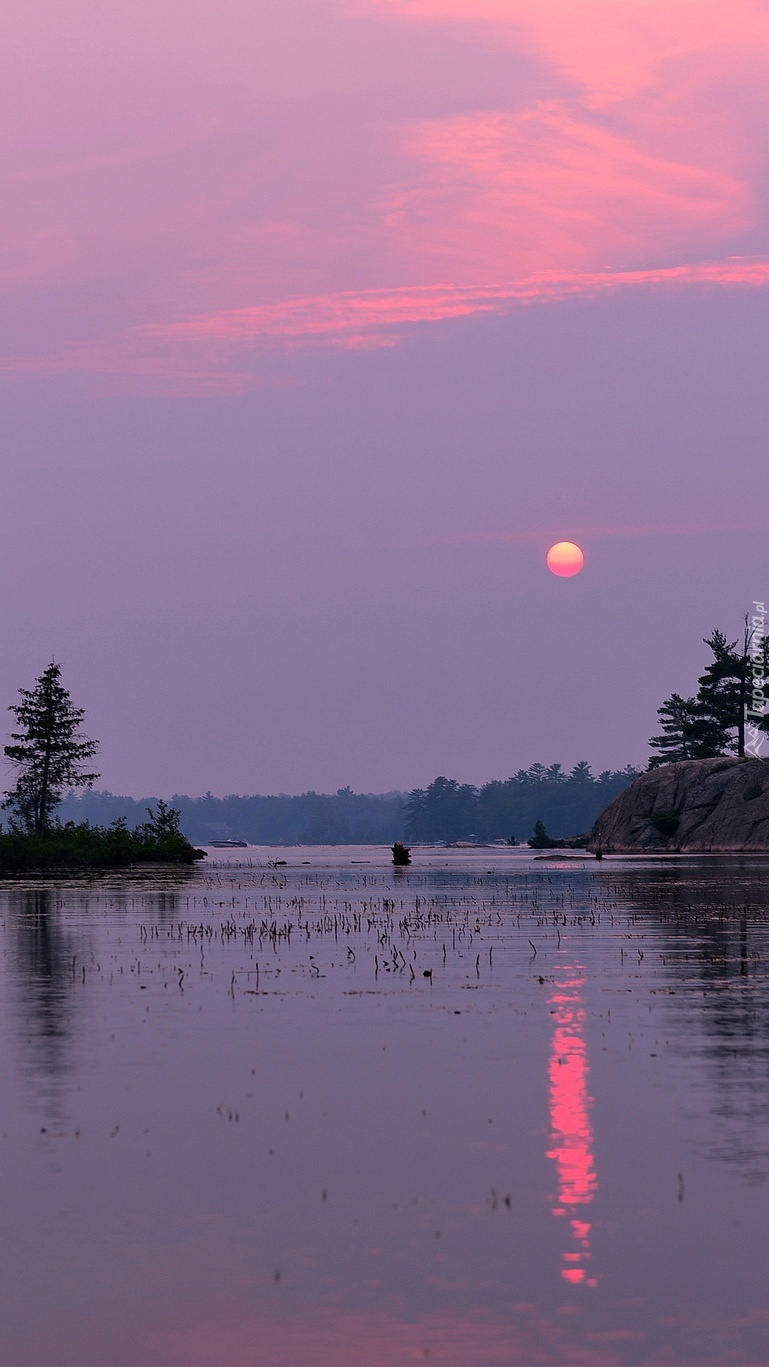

[546,541,585,577]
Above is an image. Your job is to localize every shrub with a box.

[650,810,680,837]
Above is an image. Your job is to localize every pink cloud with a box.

[1,0,768,387]
[343,0,768,299]
[150,258,769,343]
[385,104,747,282]
[2,257,766,390]
[355,1,769,108]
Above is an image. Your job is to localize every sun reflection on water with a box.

[547,967,598,1287]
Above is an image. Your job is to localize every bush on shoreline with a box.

[0,805,204,873]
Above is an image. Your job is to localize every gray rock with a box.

[589,757,769,853]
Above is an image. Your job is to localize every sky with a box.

[1,0,768,796]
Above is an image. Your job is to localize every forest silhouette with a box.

[59,764,639,846]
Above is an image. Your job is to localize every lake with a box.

[2,846,769,1366]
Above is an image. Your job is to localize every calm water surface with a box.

[2,846,769,1366]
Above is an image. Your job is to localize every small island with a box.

[0,663,204,873]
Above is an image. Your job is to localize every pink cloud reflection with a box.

[9,1301,769,1367]
[0,1307,624,1367]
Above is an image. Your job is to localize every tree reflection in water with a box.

[8,883,180,1101]
[10,888,80,1091]
[614,858,769,1180]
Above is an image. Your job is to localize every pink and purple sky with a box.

[2,0,768,794]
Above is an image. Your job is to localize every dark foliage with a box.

[405,777,478,843]
[527,820,558,849]
[649,810,680,837]
[4,663,99,834]
[405,764,639,843]
[56,767,638,846]
[526,821,590,850]
[648,692,730,767]
[57,787,408,845]
[697,625,769,758]
[650,620,769,766]
[0,802,204,872]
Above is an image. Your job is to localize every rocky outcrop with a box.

[589,757,769,853]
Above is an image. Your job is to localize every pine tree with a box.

[649,693,692,765]
[3,663,99,834]
[528,819,556,849]
[697,622,769,757]
[697,629,747,756]
[569,761,593,783]
[648,693,728,767]
[526,764,548,783]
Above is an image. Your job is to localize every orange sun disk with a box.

[547,542,585,577]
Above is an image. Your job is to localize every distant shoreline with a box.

[56,766,639,848]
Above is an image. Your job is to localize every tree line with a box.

[24,649,763,853]
[14,664,636,848]
[59,766,639,846]
[404,765,639,843]
[58,786,408,846]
